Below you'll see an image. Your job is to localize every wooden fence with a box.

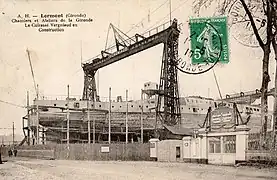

[9,143,151,161]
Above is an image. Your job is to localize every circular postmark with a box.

[228,0,266,48]
[176,18,224,75]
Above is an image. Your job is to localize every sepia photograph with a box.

[0,0,276,179]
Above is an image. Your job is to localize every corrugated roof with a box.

[164,125,193,136]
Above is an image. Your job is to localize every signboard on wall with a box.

[101,146,110,153]
[211,106,234,131]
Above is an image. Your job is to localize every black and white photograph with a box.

[0,0,276,179]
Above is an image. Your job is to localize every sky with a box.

[0,0,275,136]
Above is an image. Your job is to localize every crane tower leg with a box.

[83,70,97,101]
[156,22,181,138]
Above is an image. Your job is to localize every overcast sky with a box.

[0,0,275,136]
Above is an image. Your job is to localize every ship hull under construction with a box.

[22,92,273,145]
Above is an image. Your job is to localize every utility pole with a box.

[36,84,39,145]
[87,99,90,144]
[12,122,14,146]
[140,89,144,143]
[126,90,128,144]
[27,91,30,145]
[169,0,172,23]
[92,99,95,144]
[272,73,277,149]
[108,87,111,144]
[36,103,39,144]
[67,85,70,146]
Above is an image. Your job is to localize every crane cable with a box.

[0,99,25,108]
[125,0,170,34]
[142,0,190,34]
[104,0,170,51]
[26,49,38,98]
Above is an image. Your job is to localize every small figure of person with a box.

[0,151,2,164]
[8,149,12,157]
[13,149,17,157]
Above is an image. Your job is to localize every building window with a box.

[99,105,101,108]
[119,106,122,108]
[209,137,221,153]
[223,136,236,153]
[112,106,114,108]
[131,105,133,108]
[146,105,148,108]
[54,104,56,106]
[176,146,181,158]
[74,102,80,108]
[193,108,197,113]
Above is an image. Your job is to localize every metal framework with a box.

[156,21,181,127]
[82,19,181,136]
[223,88,275,104]
[82,70,97,101]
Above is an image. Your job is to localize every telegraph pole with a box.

[36,104,39,144]
[126,90,128,144]
[36,85,39,144]
[87,99,90,144]
[67,85,70,146]
[12,122,14,146]
[108,87,111,144]
[140,89,144,143]
[27,91,30,145]
[169,0,172,23]
[92,99,95,144]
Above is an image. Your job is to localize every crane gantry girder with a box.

[223,88,275,104]
[82,26,176,72]
[82,19,181,134]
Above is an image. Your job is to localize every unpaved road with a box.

[0,158,276,180]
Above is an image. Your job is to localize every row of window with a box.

[52,102,260,114]
[53,102,207,112]
[187,99,213,104]
[245,107,260,112]
[209,136,236,153]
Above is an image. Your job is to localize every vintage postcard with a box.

[0,0,276,179]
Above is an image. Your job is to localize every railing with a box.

[37,95,140,102]
[248,132,274,150]
[38,95,83,101]
[225,88,275,99]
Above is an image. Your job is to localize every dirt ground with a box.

[0,157,276,180]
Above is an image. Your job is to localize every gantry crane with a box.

[82,19,181,138]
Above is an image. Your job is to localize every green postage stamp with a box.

[189,16,229,64]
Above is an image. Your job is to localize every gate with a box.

[208,135,236,165]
